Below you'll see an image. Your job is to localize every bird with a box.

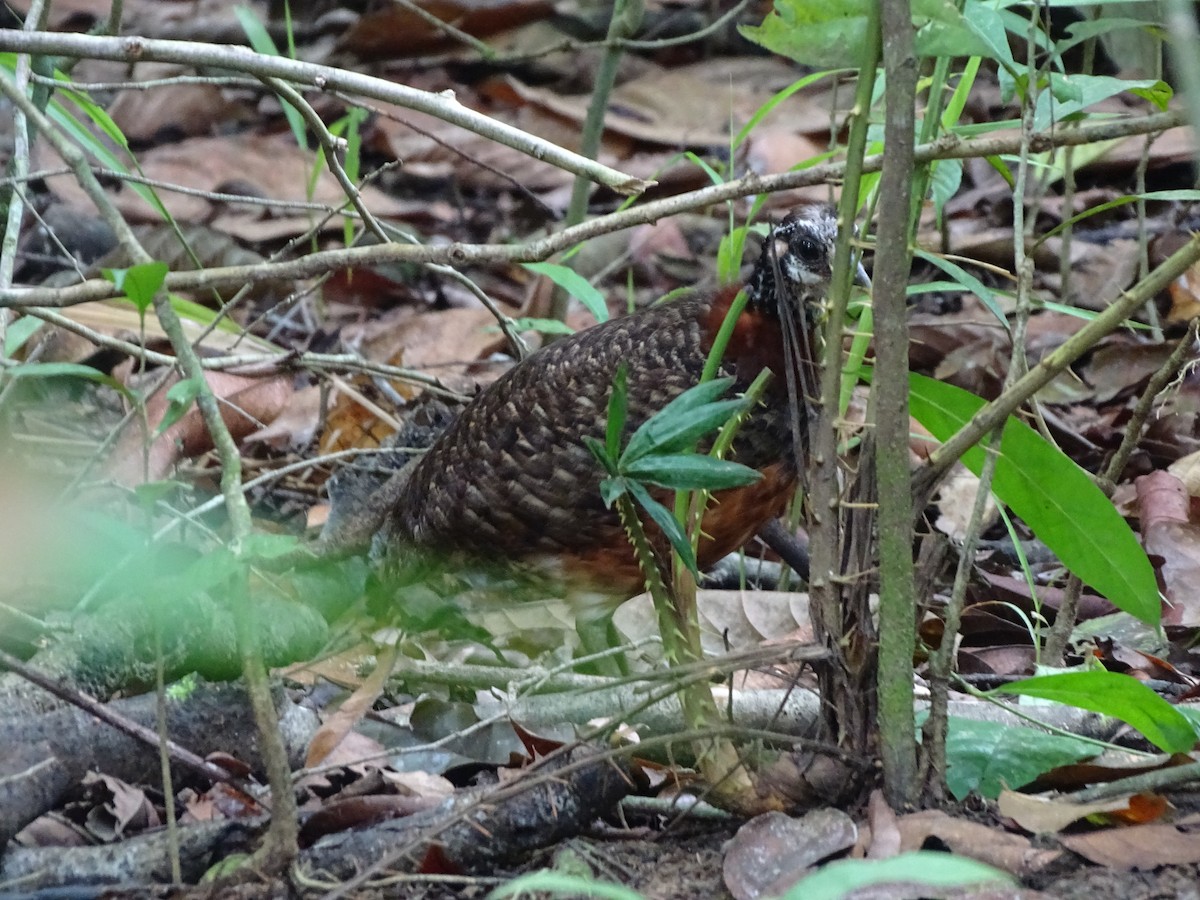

[370,204,865,658]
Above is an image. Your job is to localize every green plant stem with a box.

[875,0,919,808]
[806,8,880,750]
[554,0,645,321]
[925,16,1042,802]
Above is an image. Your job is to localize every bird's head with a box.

[746,204,869,318]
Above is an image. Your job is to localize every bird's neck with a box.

[701,283,788,381]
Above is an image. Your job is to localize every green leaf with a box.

[959,0,1016,74]
[584,437,618,476]
[4,316,43,357]
[3,361,130,396]
[739,0,874,68]
[996,671,1196,754]
[155,376,203,437]
[599,475,626,507]
[623,455,762,491]
[607,363,629,462]
[103,261,169,314]
[627,480,699,576]
[740,0,994,68]
[928,158,962,221]
[908,373,1159,624]
[1033,75,1171,130]
[509,317,574,336]
[940,716,1097,800]
[782,851,1013,900]
[489,870,644,900]
[235,5,308,150]
[623,378,743,463]
[239,533,302,559]
[523,262,609,323]
[914,250,1007,328]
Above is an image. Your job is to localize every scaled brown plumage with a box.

[375,205,856,622]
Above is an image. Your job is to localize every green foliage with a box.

[741,0,993,68]
[155,377,203,438]
[780,851,1014,899]
[489,871,644,900]
[584,368,760,576]
[939,716,1098,800]
[994,670,1197,754]
[3,315,43,357]
[235,5,307,149]
[103,261,169,315]
[0,54,171,219]
[523,261,610,323]
[908,373,1160,625]
[1,361,131,398]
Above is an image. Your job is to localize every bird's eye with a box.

[794,237,822,264]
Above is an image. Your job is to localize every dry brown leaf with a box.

[1137,470,1200,625]
[1059,822,1200,869]
[306,642,400,768]
[723,809,858,900]
[895,810,1060,877]
[998,789,1155,834]
[40,132,424,239]
[106,370,290,485]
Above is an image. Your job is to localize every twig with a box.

[2,109,1185,311]
[0,30,648,195]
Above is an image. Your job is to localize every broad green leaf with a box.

[940,716,1097,800]
[155,376,203,437]
[104,261,169,314]
[741,0,992,68]
[4,316,43,357]
[623,382,746,463]
[995,671,1196,753]
[523,262,609,323]
[239,533,302,559]
[1034,75,1171,130]
[959,0,1016,74]
[627,479,698,576]
[908,373,1159,623]
[623,455,761,491]
[783,851,1013,900]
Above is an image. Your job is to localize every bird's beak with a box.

[855,260,871,290]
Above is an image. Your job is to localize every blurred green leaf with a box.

[783,851,1013,899]
[155,376,203,437]
[4,316,44,357]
